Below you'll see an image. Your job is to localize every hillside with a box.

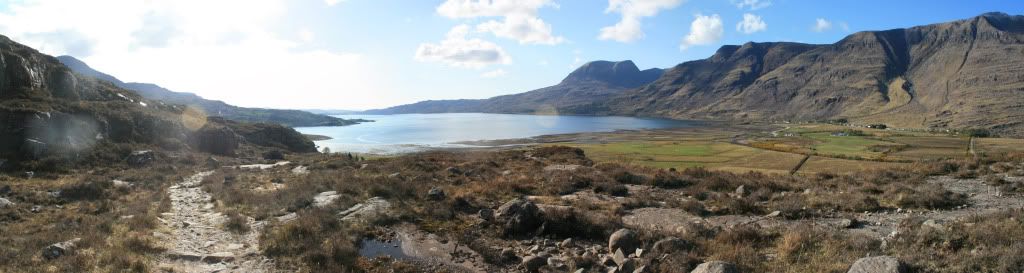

[0,34,316,170]
[363,60,663,115]
[57,56,366,127]
[609,12,1024,136]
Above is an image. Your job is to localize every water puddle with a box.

[358,237,412,260]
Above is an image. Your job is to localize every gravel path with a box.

[157,171,277,273]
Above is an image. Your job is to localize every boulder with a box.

[445,166,462,175]
[426,187,446,201]
[735,185,746,196]
[500,247,517,262]
[0,197,14,208]
[478,208,495,222]
[42,238,81,259]
[522,255,548,272]
[496,198,544,236]
[847,256,906,273]
[194,125,239,156]
[608,228,640,254]
[22,139,47,159]
[126,150,155,167]
[651,237,691,255]
[262,150,285,160]
[691,261,739,273]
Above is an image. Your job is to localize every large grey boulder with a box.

[42,238,81,259]
[691,261,739,273]
[0,197,14,208]
[496,198,544,236]
[522,254,548,272]
[848,256,906,273]
[608,228,640,254]
[651,237,690,254]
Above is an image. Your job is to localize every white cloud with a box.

[599,0,684,43]
[481,69,507,78]
[436,0,563,45]
[415,25,512,69]
[298,28,314,43]
[324,0,345,6]
[812,18,832,32]
[732,0,771,10]
[0,0,392,109]
[736,13,766,34]
[680,13,723,50]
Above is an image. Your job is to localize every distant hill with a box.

[363,60,663,115]
[607,12,1024,136]
[57,56,366,127]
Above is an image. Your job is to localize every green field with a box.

[805,132,902,159]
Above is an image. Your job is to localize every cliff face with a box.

[610,12,1024,135]
[363,60,664,115]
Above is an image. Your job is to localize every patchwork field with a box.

[543,123,1021,174]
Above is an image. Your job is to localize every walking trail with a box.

[156,171,277,273]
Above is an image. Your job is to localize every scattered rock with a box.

[427,187,446,201]
[42,238,81,260]
[847,256,906,273]
[547,257,568,270]
[31,205,42,213]
[609,228,640,254]
[313,191,340,207]
[479,208,495,222]
[291,165,309,175]
[0,197,13,208]
[559,238,574,248]
[691,261,739,273]
[765,211,781,218]
[612,248,627,266]
[205,156,220,167]
[735,185,747,196]
[837,218,856,229]
[922,219,945,230]
[112,179,133,189]
[24,171,35,179]
[445,166,462,175]
[388,172,401,179]
[496,198,544,236]
[126,150,155,167]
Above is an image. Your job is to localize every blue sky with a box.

[0,0,1021,110]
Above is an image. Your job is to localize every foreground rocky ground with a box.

[1,146,1022,272]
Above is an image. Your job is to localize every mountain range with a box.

[368,12,1024,136]
[56,56,365,127]
[363,60,663,115]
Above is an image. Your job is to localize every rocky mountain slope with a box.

[0,35,315,169]
[609,12,1024,136]
[57,56,365,127]
[363,60,663,115]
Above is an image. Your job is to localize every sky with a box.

[0,0,1021,110]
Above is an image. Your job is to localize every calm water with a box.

[295,113,698,154]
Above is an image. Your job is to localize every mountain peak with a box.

[562,60,663,88]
